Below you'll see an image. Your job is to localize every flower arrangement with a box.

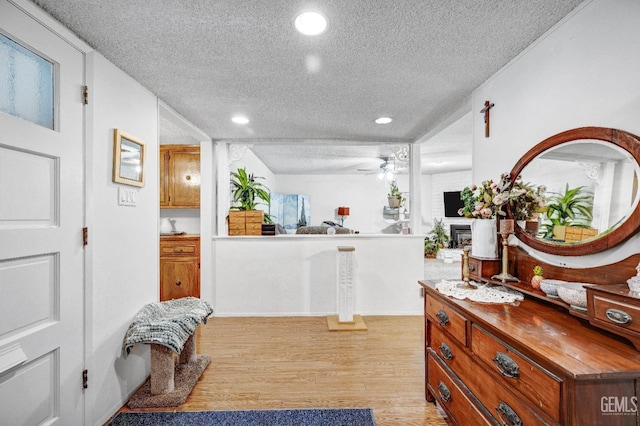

[502,174,548,221]
[458,173,548,221]
[458,178,508,219]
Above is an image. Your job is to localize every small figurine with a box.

[531,265,543,290]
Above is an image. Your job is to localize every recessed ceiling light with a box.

[231,115,249,124]
[295,11,327,36]
[375,116,393,124]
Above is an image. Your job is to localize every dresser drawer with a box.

[429,323,468,374]
[471,325,561,422]
[467,256,500,281]
[245,210,264,223]
[228,222,245,231]
[591,295,640,334]
[426,295,467,346]
[160,239,199,256]
[427,353,494,426]
[246,222,263,231]
[453,346,557,426]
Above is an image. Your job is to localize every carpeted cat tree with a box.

[123,297,213,408]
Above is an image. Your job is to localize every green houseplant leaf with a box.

[540,184,593,239]
[230,167,273,223]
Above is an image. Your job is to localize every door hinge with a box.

[82,85,89,105]
[82,369,88,389]
[83,227,88,246]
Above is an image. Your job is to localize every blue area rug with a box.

[108,408,376,425]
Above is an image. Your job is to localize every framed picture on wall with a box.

[113,129,145,187]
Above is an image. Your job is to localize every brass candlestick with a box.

[458,246,476,289]
[492,219,518,283]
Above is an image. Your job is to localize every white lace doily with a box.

[436,279,524,304]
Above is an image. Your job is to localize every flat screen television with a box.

[443,191,464,218]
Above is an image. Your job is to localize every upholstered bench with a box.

[123,297,213,396]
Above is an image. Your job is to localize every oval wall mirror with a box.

[509,127,640,256]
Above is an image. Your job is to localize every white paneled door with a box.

[0,1,85,424]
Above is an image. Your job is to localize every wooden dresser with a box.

[160,235,200,301]
[419,279,640,426]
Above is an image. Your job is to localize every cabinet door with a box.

[159,147,170,207]
[171,150,200,207]
[160,257,200,301]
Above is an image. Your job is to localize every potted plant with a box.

[229,167,273,235]
[540,184,593,240]
[388,180,403,209]
[424,237,439,258]
[230,167,270,211]
[424,218,450,258]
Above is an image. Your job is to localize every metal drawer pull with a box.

[606,308,632,325]
[496,401,522,426]
[469,264,476,272]
[437,381,451,402]
[439,342,453,360]
[175,281,182,286]
[435,310,450,326]
[493,352,520,378]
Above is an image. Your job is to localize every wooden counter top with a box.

[420,279,640,380]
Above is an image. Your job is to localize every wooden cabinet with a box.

[160,145,200,208]
[463,255,501,282]
[228,210,264,236]
[588,284,640,350]
[160,235,200,301]
[420,280,640,426]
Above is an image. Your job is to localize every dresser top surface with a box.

[420,280,640,378]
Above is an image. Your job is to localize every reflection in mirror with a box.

[520,140,640,242]
[510,127,640,256]
[120,138,143,181]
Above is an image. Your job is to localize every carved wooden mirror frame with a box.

[509,127,640,256]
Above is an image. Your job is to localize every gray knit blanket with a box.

[123,297,213,355]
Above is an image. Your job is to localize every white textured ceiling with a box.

[32,0,584,173]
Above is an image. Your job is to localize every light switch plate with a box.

[118,186,137,206]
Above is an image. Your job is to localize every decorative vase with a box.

[160,217,177,234]
[471,218,498,258]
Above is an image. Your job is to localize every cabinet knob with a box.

[439,342,453,360]
[606,308,632,324]
[469,264,476,272]
[437,381,451,403]
[493,352,520,379]
[185,175,191,180]
[435,310,450,326]
[496,401,522,426]
[175,281,182,286]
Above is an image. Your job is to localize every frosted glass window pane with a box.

[0,33,54,129]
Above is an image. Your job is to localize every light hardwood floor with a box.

[121,315,448,425]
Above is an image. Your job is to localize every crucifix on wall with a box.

[480,100,495,138]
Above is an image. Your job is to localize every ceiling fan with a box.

[357,156,406,179]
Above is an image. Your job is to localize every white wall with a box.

[472,0,640,266]
[85,52,159,425]
[426,170,473,232]
[160,208,200,234]
[274,174,411,234]
[229,146,413,234]
[212,235,425,316]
